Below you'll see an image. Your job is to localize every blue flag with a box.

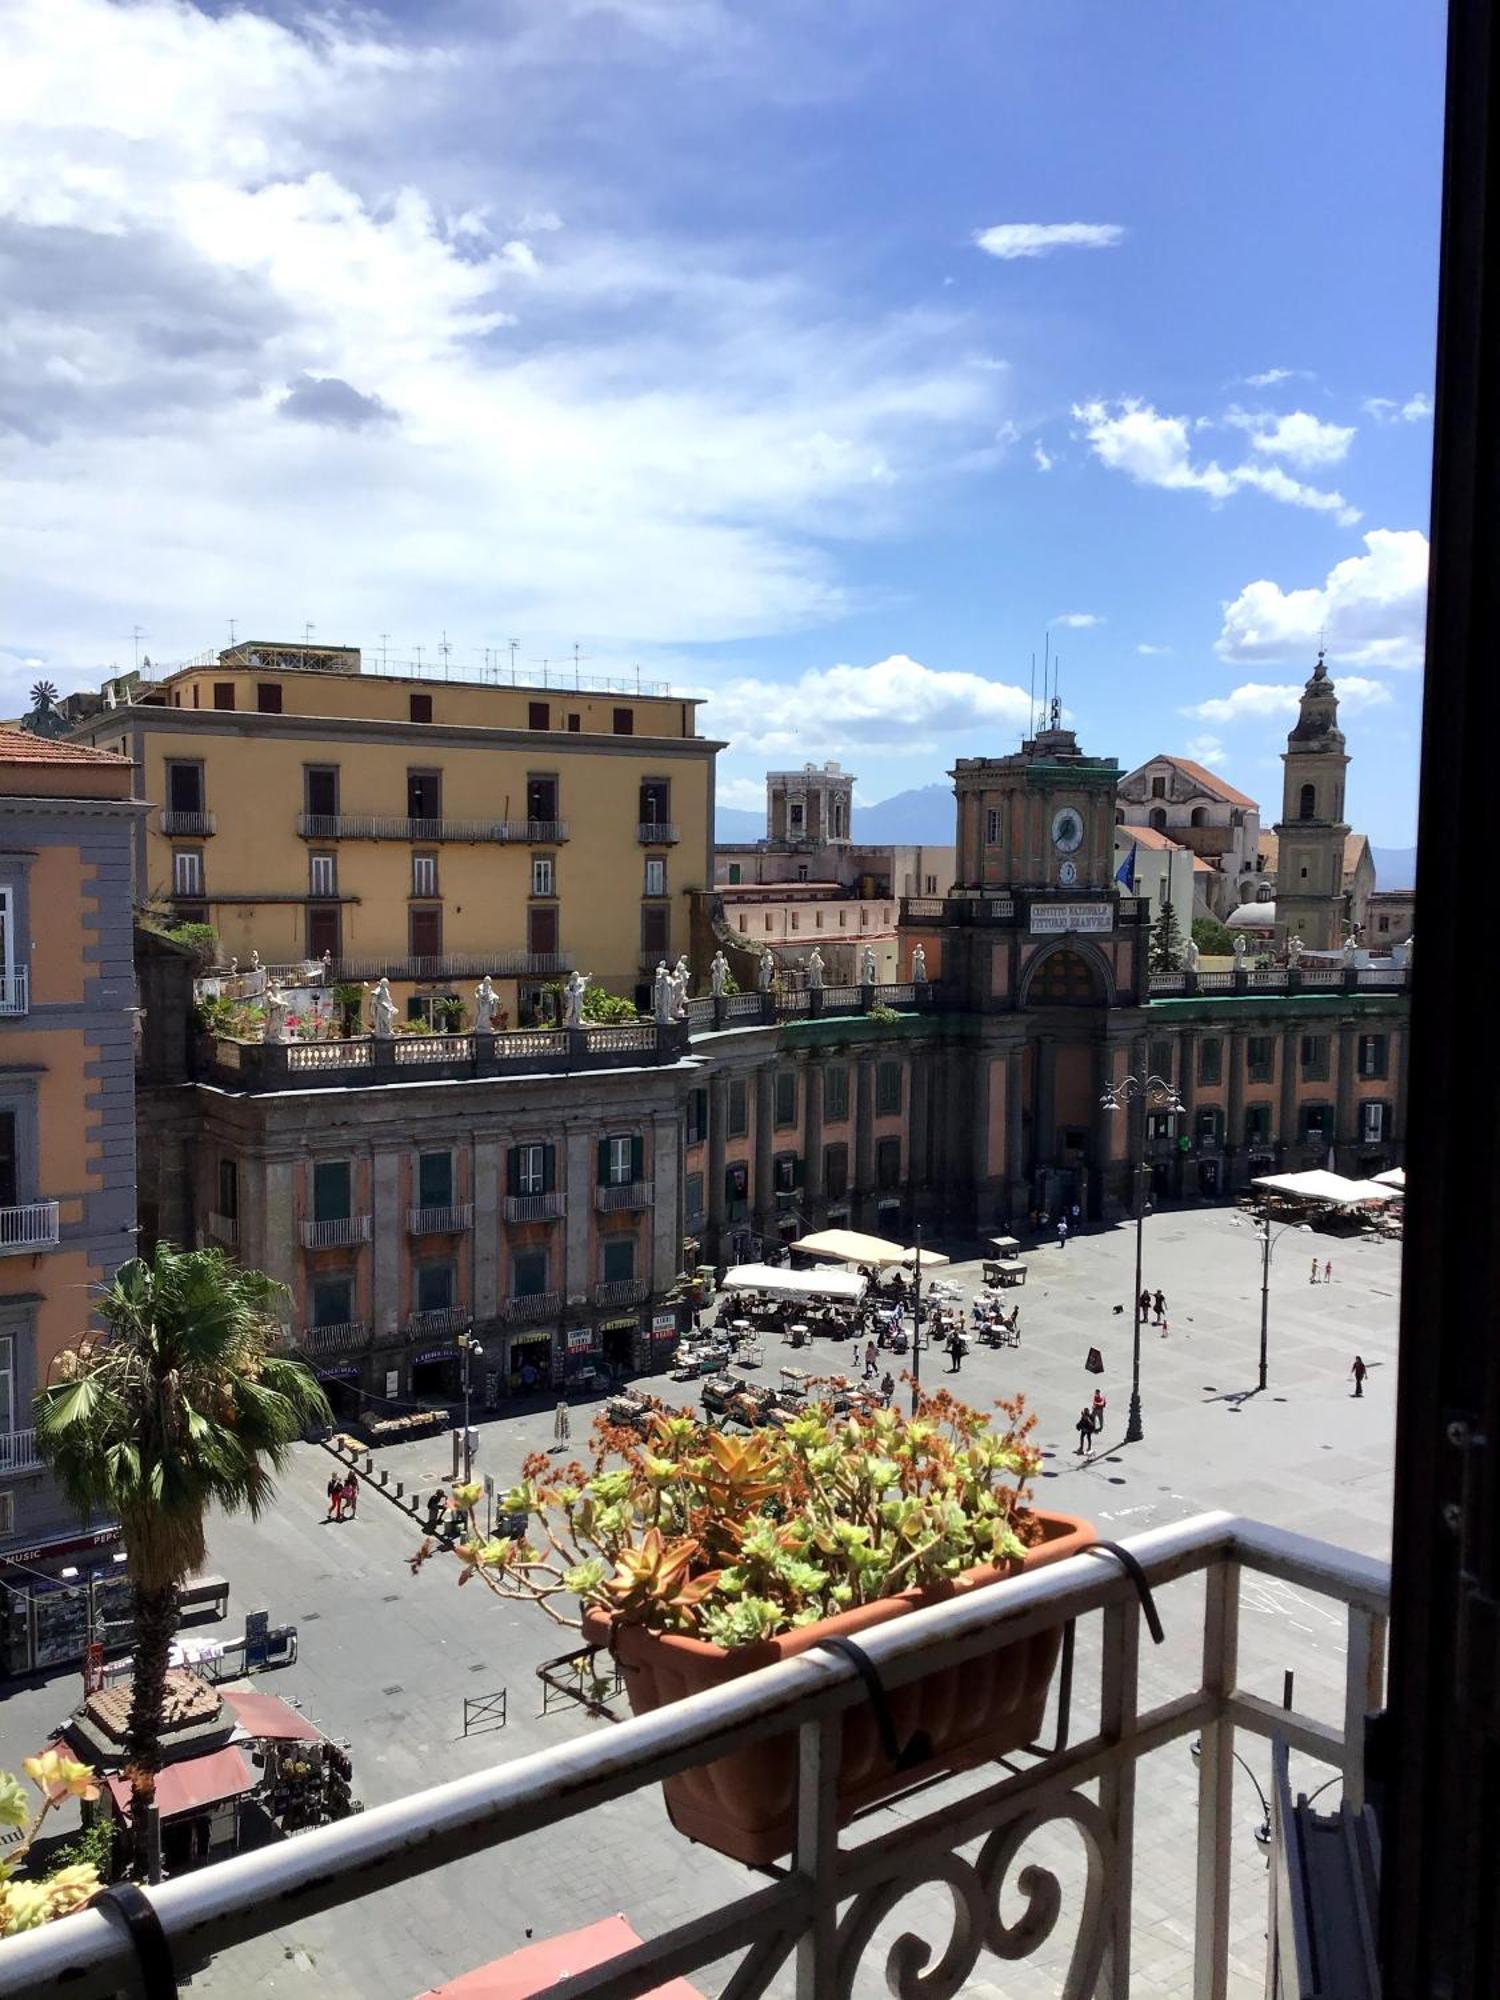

[1115,842,1138,890]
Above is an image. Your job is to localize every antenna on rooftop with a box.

[379,633,390,673]
[414,644,424,673]
[1042,630,1051,726]
[439,630,453,680]
[227,618,237,647]
[1028,652,1036,740]
[303,622,315,646]
[508,640,519,685]
[131,625,146,674]
[571,643,590,690]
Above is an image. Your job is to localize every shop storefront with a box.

[599,1315,640,1378]
[314,1362,363,1423]
[505,1331,555,1396]
[562,1325,601,1392]
[645,1308,680,1372]
[410,1345,462,1400]
[0,1527,131,1677]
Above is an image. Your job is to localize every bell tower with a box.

[1273,651,1350,950]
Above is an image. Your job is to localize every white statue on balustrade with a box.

[709,950,730,997]
[1231,934,1247,965]
[756,949,774,993]
[473,975,500,1032]
[369,976,398,1039]
[653,960,673,1024]
[263,975,288,1043]
[563,969,591,1028]
[1286,935,1303,967]
[672,954,690,997]
[911,943,927,984]
[806,947,825,989]
[250,949,261,972]
[1342,931,1358,966]
[861,945,878,987]
[1184,937,1200,972]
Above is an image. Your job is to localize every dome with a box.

[1225,901,1276,929]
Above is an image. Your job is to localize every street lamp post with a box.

[1245,1209,1311,1393]
[1100,1070,1184,1445]
[909,1222,924,1416]
[458,1330,484,1481]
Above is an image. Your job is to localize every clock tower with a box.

[1273,652,1350,951]
[952,703,1120,896]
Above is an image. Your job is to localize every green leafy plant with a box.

[193,996,237,1038]
[162,922,218,966]
[412,1388,1042,1645]
[436,996,466,1032]
[582,987,639,1024]
[33,1245,329,1878]
[333,983,364,1036]
[0,1750,106,1934]
[867,1002,900,1024]
[1191,915,1237,957]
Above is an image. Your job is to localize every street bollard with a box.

[394,1481,404,1500]
[378,1470,388,1487]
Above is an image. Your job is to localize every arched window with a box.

[1298,783,1317,821]
[1149,807,1167,832]
[1190,806,1209,828]
[1029,948,1104,1007]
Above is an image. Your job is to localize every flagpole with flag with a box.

[1116,841,1138,893]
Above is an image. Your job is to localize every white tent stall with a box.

[1251,1170,1397,1205]
[720,1262,867,1301]
[791,1228,950,1271]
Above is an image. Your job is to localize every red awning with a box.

[221,1689,322,1743]
[417,1916,704,1999]
[105,1746,254,1821]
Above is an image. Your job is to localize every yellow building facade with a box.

[72,647,719,1020]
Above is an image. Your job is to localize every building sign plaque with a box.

[1029,902,1113,936]
[565,1327,595,1353]
[652,1311,678,1339]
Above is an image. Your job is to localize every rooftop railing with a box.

[0,1511,1387,2000]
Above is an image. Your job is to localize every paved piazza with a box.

[0,1206,1400,1997]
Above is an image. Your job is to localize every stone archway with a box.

[1019,939,1116,1009]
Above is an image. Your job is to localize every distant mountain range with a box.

[1370,846,1416,891]
[716,782,954,846]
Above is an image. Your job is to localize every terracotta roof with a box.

[1343,832,1371,873]
[1190,855,1214,873]
[104,1746,254,1821]
[1152,755,1257,809]
[1117,825,1185,853]
[0,726,131,766]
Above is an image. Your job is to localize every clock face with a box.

[1051,806,1085,854]
[1059,859,1078,886]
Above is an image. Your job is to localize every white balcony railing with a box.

[0,1511,1389,2000]
[0,1430,43,1474]
[0,969,28,1016]
[407,1204,474,1236]
[594,1180,654,1213]
[299,1215,372,1250]
[0,1202,59,1254]
[159,809,216,836]
[205,1212,239,1248]
[502,1192,564,1223]
[637,821,679,844]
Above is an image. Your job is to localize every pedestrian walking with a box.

[880,1370,895,1406]
[423,1490,446,1536]
[1151,1289,1165,1326]
[946,1330,964,1374]
[1075,1407,1096,1456]
[1138,1288,1151,1323]
[1057,1217,1069,1249]
[864,1341,878,1380]
[553,1399,571,1450]
[1310,1256,1320,1284]
[341,1473,358,1520]
[1324,1259,1333,1285]
[1351,1355,1368,1398]
[324,1473,344,1523]
[1091,1389,1107,1433]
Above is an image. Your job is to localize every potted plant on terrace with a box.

[413,1388,1090,1863]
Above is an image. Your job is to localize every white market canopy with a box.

[1251,1170,1397,1206]
[792,1228,950,1271]
[1372,1167,1406,1190]
[721,1262,867,1301]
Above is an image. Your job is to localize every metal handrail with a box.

[0,1511,1389,1999]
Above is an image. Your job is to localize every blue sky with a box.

[0,0,1441,842]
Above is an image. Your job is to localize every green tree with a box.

[33,1245,328,1880]
[1149,900,1184,972]
[1191,915,1237,957]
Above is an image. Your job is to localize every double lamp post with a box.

[1099,1069,1183,1444]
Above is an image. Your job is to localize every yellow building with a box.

[0,728,144,1671]
[71,644,719,1021]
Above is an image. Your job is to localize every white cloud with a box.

[1185,677,1393,725]
[1182,733,1227,768]
[1217,529,1429,668]
[1053,611,1102,629]
[1244,367,1308,388]
[1073,398,1361,524]
[0,0,1009,693]
[1135,642,1172,657]
[974,222,1124,260]
[715,774,767,810]
[1032,442,1054,472]
[700,654,1033,760]
[1228,408,1355,468]
[1363,392,1433,424]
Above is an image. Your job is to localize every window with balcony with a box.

[824,1063,850,1121]
[1300,1103,1334,1144]
[1196,1107,1224,1148]
[212,681,235,710]
[876,1136,902,1190]
[528,905,558,958]
[256,682,282,714]
[684,1170,704,1223]
[531,856,555,898]
[774,1070,797,1127]
[412,853,438,898]
[512,1249,549,1298]
[0,1334,11,1436]
[305,766,339,818]
[407,771,441,824]
[599,1134,642,1186]
[306,904,340,962]
[0,887,18,1011]
[309,852,337,897]
[410,693,433,724]
[409,906,442,958]
[875,1061,902,1116]
[686,1088,708,1145]
[1359,1033,1389,1078]
[310,1276,353,1328]
[313,1161,351,1222]
[1198,1038,1223,1085]
[415,1263,454,1313]
[0,1113,16,1211]
[527,775,558,823]
[602,1236,636,1282]
[1245,1103,1273,1145]
[1247,1036,1274,1083]
[167,761,204,815]
[641,904,668,960]
[509,1143,554,1196]
[418,1151,453,1210]
[528,701,549,731]
[724,1161,749,1212]
[1361,1101,1388,1144]
[644,857,666,897]
[613,707,634,735]
[727,1078,748,1138]
[774,1152,801,1194]
[824,1142,849,1199]
[639,780,670,827]
[1300,1034,1330,1079]
[172,849,203,897]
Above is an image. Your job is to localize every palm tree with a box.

[33,1244,329,1880]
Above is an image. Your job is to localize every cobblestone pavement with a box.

[0,1205,1400,1998]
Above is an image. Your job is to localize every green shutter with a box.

[542,1144,556,1194]
[597,1138,610,1186]
[631,1134,644,1182]
[506,1146,521,1195]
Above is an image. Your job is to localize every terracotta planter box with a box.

[582,1507,1093,1864]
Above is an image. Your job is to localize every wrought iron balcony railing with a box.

[502,1192,565,1223]
[407,1204,474,1236]
[0,1202,59,1254]
[299,1215,372,1249]
[159,809,216,836]
[0,1511,1388,2000]
[497,1291,562,1323]
[0,1430,42,1474]
[594,1180,654,1213]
